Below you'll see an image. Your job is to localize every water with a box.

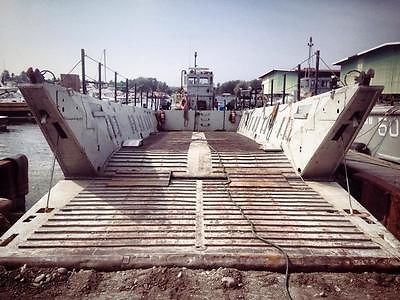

[0,123,63,209]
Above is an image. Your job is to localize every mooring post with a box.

[270,79,274,106]
[81,49,87,94]
[125,79,129,104]
[315,50,320,95]
[297,64,301,102]
[98,62,102,100]
[114,72,117,102]
[282,73,286,104]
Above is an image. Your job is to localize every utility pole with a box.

[314,50,320,95]
[297,64,301,102]
[134,84,137,107]
[125,79,129,104]
[81,49,87,94]
[98,62,102,100]
[282,74,286,104]
[103,49,107,83]
[114,72,117,102]
[270,79,274,106]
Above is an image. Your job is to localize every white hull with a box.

[238,85,383,179]
[19,83,158,177]
[355,104,400,163]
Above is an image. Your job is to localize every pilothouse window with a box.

[199,77,209,85]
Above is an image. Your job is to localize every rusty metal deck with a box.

[0,132,399,271]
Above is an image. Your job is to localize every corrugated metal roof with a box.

[259,69,295,79]
[333,42,400,65]
[259,68,339,80]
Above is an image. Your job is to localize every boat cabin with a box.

[183,67,214,110]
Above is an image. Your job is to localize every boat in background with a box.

[0,84,33,122]
[353,104,400,164]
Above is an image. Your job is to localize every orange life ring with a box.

[229,111,236,123]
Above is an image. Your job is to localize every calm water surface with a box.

[0,123,63,209]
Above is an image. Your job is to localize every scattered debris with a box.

[34,274,45,283]
[221,276,236,288]
[57,267,67,275]
[0,266,399,299]
[20,264,27,274]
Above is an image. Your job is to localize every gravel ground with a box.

[1,265,399,299]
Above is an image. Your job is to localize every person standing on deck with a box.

[181,98,189,127]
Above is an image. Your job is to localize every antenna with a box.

[307,37,314,70]
[194,51,198,69]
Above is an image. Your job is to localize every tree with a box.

[17,71,29,83]
[218,80,241,95]
[233,81,249,97]
[249,79,262,91]
[1,70,10,84]
[216,79,261,95]
[127,77,172,94]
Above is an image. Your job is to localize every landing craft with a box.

[1,60,399,300]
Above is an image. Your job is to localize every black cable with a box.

[85,54,129,80]
[344,70,361,86]
[67,59,81,74]
[289,53,317,71]
[319,56,345,86]
[208,144,293,300]
[40,70,57,82]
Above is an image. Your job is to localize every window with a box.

[199,77,209,85]
[300,79,309,88]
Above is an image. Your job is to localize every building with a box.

[259,69,298,104]
[259,68,339,105]
[183,67,214,110]
[333,42,400,102]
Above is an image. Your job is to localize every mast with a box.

[307,37,314,78]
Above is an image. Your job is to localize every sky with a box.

[1,0,400,86]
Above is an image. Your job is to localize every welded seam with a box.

[195,180,205,250]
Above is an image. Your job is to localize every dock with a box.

[0,116,8,131]
[1,131,399,272]
[341,150,400,239]
[0,102,33,122]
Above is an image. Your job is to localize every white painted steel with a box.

[19,83,158,177]
[162,110,241,132]
[237,85,383,179]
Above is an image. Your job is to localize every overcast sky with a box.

[1,0,400,86]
